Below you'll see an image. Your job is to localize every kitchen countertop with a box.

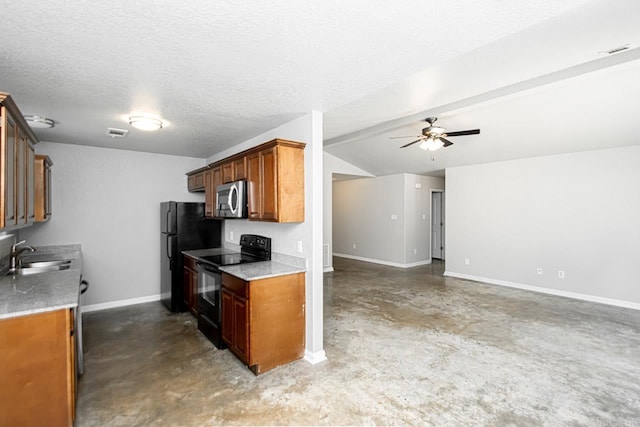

[182,247,306,281]
[0,244,83,320]
[219,261,305,281]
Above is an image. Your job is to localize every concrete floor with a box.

[76,258,640,426]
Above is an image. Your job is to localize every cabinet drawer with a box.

[222,272,248,298]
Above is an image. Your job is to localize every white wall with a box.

[333,173,444,267]
[19,142,205,307]
[206,112,326,363]
[445,145,640,307]
[323,152,374,272]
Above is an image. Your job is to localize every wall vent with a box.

[107,128,129,138]
[601,44,629,55]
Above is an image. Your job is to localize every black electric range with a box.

[196,234,271,348]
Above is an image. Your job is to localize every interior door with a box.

[431,192,443,260]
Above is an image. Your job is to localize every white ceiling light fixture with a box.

[24,115,55,129]
[128,114,164,131]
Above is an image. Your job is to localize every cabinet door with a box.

[26,143,35,223]
[233,296,249,363]
[232,156,247,181]
[221,289,233,344]
[246,152,260,219]
[260,147,278,221]
[204,169,213,217]
[4,111,16,227]
[183,268,191,309]
[221,162,233,184]
[190,268,198,314]
[16,130,26,224]
[45,163,52,217]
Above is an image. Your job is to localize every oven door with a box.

[197,262,221,322]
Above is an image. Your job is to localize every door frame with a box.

[430,189,445,261]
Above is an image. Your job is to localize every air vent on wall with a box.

[107,128,129,138]
[600,44,630,55]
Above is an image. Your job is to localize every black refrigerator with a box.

[161,202,221,312]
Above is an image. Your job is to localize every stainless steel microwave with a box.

[215,180,247,218]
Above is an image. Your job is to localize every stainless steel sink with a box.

[7,264,71,276]
[20,260,72,268]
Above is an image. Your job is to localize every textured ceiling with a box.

[0,0,599,160]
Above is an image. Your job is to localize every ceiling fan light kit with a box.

[393,116,480,151]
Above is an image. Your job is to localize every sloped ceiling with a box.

[1,0,638,174]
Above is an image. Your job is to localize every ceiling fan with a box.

[391,117,480,151]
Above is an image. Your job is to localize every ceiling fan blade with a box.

[400,139,422,148]
[389,135,420,139]
[440,137,454,147]
[445,129,480,137]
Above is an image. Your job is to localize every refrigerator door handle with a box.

[167,235,173,263]
[165,204,172,234]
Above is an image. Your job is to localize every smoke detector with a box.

[107,128,129,138]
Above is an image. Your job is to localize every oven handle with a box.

[196,261,220,274]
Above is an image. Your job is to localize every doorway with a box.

[431,190,445,260]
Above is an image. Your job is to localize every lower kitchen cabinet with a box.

[221,271,305,375]
[0,308,76,427]
[183,255,198,315]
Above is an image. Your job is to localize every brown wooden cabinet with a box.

[183,255,199,315]
[246,140,304,222]
[1,93,39,230]
[204,168,214,218]
[221,162,234,184]
[187,166,208,192]
[205,166,223,219]
[186,138,304,222]
[34,154,52,222]
[232,156,247,181]
[221,271,305,375]
[0,309,76,426]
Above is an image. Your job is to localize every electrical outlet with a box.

[391,214,398,220]
[422,214,426,220]
[464,258,470,265]
[229,231,234,241]
[296,241,303,254]
[353,243,357,249]
[537,268,543,276]
[413,248,417,255]
[558,270,565,279]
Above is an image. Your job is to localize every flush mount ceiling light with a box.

[128,114,163,131]
[23,115,55,129]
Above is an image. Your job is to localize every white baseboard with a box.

[82,294,162,313]
[333,253,431,269]
[304,349,327,365]
[323,266,334,273]
[444,271,640,311]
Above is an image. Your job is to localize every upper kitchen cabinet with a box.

[186,166,208,192]
[246,139,305,223]
[34,155,52,222]
[0,93,39,230]
[186,138,305,222]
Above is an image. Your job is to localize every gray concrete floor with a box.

[76,258,640,426]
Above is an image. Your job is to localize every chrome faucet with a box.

[10,240,36,269]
